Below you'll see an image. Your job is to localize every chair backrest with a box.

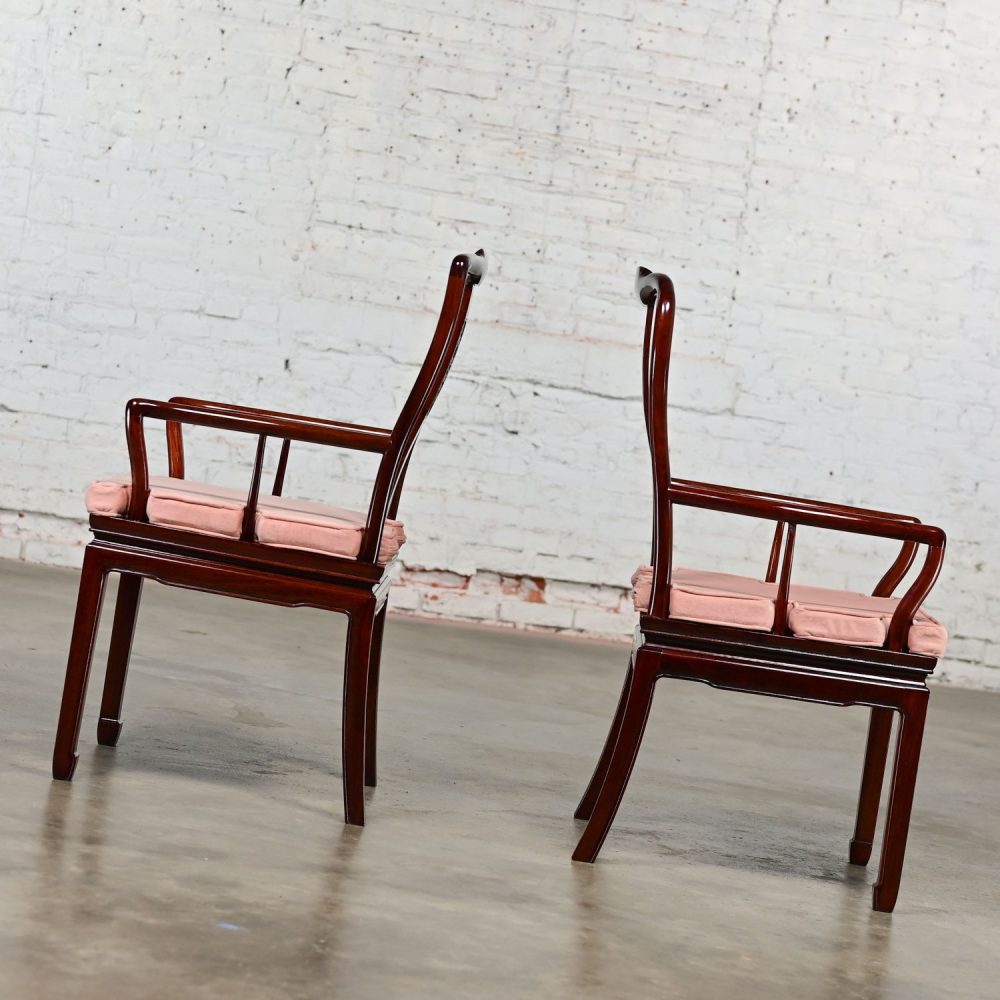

[359,249,487,562]
[635,267,677,620]
[632,267,929,628]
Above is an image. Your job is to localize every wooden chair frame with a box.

[572,268,946,913]
[52,249,487,827]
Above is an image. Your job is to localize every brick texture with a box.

[1,1,997,688]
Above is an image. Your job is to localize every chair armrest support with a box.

[672,480,926,597]
[885,543,946,651]
[124,398,392,520]
[668,477,946,653]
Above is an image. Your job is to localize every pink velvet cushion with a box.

[255,494,404,563]
[84,475,405,563]
[631,565,947,657]
[86,475,246,538]
[631,566,776,631]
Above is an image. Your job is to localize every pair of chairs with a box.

[52,250,947,913]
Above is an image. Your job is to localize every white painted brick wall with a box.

[2,1,998,689]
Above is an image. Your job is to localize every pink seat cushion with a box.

[255,494,404,563]
[631,567,777,631]
[631,565,946,657]
[85,476,405,563]
[86,475,246,538]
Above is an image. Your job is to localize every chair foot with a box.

[97,718,123,747]
[574,657,634,821]
[872,884,896,913]
[849,838,873,866]
[52,752,79,782]
[572,653,657,863]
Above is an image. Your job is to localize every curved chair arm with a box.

[668,480,943,545]
[124,398,393,529]
[671,479,925,597]
[885,543,946,651]
[666,478,945,652]
[670,479,922,528]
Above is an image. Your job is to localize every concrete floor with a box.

[0,561,998,999]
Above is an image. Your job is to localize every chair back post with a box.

[635,267,677,620]
[358,249,487,564]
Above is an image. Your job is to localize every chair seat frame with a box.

[572,269,946,913]
[52,250,486,829]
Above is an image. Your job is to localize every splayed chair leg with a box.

[53,547,108,780]
[97,573,144,747]
[573,652,658,863]
[574,656,634,820]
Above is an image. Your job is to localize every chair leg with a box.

[872,691,929,913]
[97,573,144,747]
[849,706,894,865]
[53,548,109,780]
[572,651,658,863]
[364,605,387,788]
[574,657,634,820]
[342,604,375,826]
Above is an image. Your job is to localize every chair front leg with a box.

[97,573,144,747]
[850,706,894,865]
[872,690,929,913]
[572,650,658,863]
[363,604,387,788]
[342,603,376,826]
[574,655,635,820]
[53,547,109,780]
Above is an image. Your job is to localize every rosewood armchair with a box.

[52,249,487,826]
[572,268,947,913]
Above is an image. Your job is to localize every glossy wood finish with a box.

[96,572,142,747]
[850,707,895,865]
[573,267,947,912]
[53,250,487,828]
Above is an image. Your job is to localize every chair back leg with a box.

[342,602,377,825]
[872,690,929,912]
[572,650,658,863]
[97,573,144,747]
[850,706,894,865]
[53,546,109,780]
